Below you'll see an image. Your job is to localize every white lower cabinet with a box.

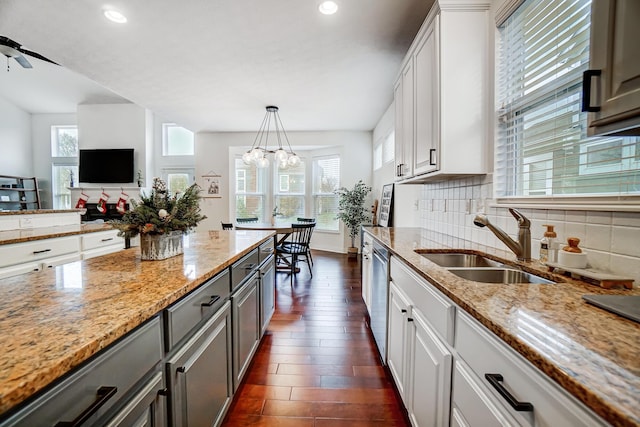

[387,272,452,427]
[387,255,607,427]
[406,308,452,427]
[388,282,411,401]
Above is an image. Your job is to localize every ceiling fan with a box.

[0,35,58,70]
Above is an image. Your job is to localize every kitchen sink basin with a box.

[416,252,503,268]
[448,268,555,285]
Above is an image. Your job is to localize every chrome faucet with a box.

[473,208,531,261]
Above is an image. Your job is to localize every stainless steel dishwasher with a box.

[370,241,389,363]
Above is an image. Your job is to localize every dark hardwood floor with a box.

[222,250,409,426]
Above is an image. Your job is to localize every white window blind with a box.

[313,155,341,231]
[496,0,640,198]
[274,159,306,224]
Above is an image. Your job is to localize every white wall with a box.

[77,103,148,185]
[0,97,32,176]
[371,102,421,227]
[195,131,372,253]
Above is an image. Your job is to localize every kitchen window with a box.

[51,125,78,209]
[495,0,640,201]
[312,155,340,231]
[274,160,306,224]
[160,168,194,195]
[234,157,267,221]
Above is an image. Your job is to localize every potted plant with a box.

[335,180,371,258]
[110,178,206,260]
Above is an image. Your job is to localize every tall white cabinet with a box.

[394,0,491,182]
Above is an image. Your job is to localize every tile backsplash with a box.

[419,174,640,286]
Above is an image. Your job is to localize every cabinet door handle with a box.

[407,317,414,322]
[581,69,601,112]
[33,248,52,255]
[201,295,221,307]
[485,373,533,412]
[54,386,118,427]
[157,388,169,397]
[429,149,437,166]
[100,237,114,242]
[401,309,407,313]
[177,366,186,373]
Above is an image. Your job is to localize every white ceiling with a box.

[0,0,432,132]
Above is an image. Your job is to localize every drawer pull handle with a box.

[401,309,407,313]
[485,373,533,412]
[177,366,186,373]
[244,263,256,271]
[54,385,117,427]
[33,248,52,255]
[158,388,169,397]
[201,295,221,307]
[407,317,414,322]
[100,238,114,242]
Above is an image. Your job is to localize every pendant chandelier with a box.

[243,106,300,169]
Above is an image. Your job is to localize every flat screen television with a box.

[79,149,134,183]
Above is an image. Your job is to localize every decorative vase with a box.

[139,230,184,260]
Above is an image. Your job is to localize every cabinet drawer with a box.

[0,236,80,268]
[390,256,455,345]
[455,311,605,427]
[259,238,275,262]
[165,270,230,351]
[0,262,41,279]
[81,230,123,251]
[3,316,163,427]
[230,248,259,292]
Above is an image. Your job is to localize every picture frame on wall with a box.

[200,172,222,198]
[379,183,394,227]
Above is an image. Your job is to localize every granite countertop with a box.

[0,209,81,216]
[365,227,640,427]
[0,229,275,415]
[0,223,116,245]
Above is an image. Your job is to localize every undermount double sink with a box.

[415,251,555,285]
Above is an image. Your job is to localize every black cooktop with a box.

[582,295,640,324]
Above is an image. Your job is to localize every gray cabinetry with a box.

[166,302,232,427]
[231,271,260,391]
[101,371,166,427]
[0,317,163,427]
[259,254,275,336]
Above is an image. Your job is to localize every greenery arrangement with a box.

[335,180,371,248]
[110,178,206,239]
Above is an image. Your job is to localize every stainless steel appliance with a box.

[370,241,389,363]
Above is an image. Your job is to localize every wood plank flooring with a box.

[222,251,409,426]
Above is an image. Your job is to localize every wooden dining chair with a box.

[276,222,315,285]
[236,217,259,223]
[221,221,234,230]
[295,218,316,265]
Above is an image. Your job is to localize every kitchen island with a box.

[0,229,274,420]
[365,227,639,427]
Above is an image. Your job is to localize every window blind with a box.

[496,0,640,198]
[313,155,341,231]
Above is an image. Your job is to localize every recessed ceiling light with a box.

[318,1,338,15]
[103,8,127,23]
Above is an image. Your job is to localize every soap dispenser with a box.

[539,224,557,263]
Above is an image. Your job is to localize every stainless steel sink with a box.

[416,252,503,268]
[448,268,555,284]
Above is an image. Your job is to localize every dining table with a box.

[234,223,296,271]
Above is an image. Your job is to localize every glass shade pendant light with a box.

[243,106,299,169]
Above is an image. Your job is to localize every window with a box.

[51,125,78,209]
[234,157,266,221]
[162,123,194,156]
[161,168,194,195]
[274,160,306,224]
[374,145,383,170]
[51,126,78,157]
[383,131,395,164]
[313,155,340,231]
[496,0,640,198]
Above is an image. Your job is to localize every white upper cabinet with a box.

[585,0,640,136]
[394,0,491,182]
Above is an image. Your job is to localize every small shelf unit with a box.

[0,175,41,210]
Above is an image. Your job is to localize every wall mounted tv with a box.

[79,149,134,183]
